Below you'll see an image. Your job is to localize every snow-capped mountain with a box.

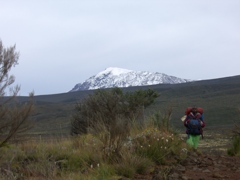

[70,67,191,92]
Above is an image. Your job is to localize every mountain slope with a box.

[70,67,191,91]
[16,75,240,135]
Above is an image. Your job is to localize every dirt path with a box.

[133,132,240,180]
[168,152,240,180]
[170,132,240,180]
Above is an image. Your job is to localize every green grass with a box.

[0,122,189,179]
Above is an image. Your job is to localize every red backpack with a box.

[185,107,203,115]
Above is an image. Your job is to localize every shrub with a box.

[228,115,240,157]
[0,40,34,148]
[148,108,173,132]
[114,152,153,178]
[132,127,187,165]
[71,88,159,135]
[228,136,240,156]
[71,88,159,159]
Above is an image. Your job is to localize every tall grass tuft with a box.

[114,151,154,178]
[228,136,240,156]
[228,113,240,157]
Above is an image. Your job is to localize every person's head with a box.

[191,107,197,114]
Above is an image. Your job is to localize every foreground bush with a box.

[133,128,186,165]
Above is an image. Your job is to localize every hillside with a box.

[18,75,240,136]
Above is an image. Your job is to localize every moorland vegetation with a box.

[0,40,240,179]
[1,86,240,179]
[0,87,191,179]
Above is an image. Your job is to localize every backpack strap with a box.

[197,119,204,139]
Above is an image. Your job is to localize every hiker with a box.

[183,107,205,149]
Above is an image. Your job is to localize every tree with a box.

[0,39,34,148]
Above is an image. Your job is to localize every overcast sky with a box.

[1,0,240,96]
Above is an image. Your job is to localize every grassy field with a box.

[1,75,240,179]
[17,75,240,136]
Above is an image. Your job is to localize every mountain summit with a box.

[70,67,191,92]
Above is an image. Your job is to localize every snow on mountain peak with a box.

[70,67,192,92]
[96,67,133,77]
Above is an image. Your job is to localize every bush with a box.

[133,129,176,164]
[71,88,159,159]
[148,108,173,132]
[0,40,34,148]
[71,88,160,135]
[228,116,240,157]
[228,136,240,156]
